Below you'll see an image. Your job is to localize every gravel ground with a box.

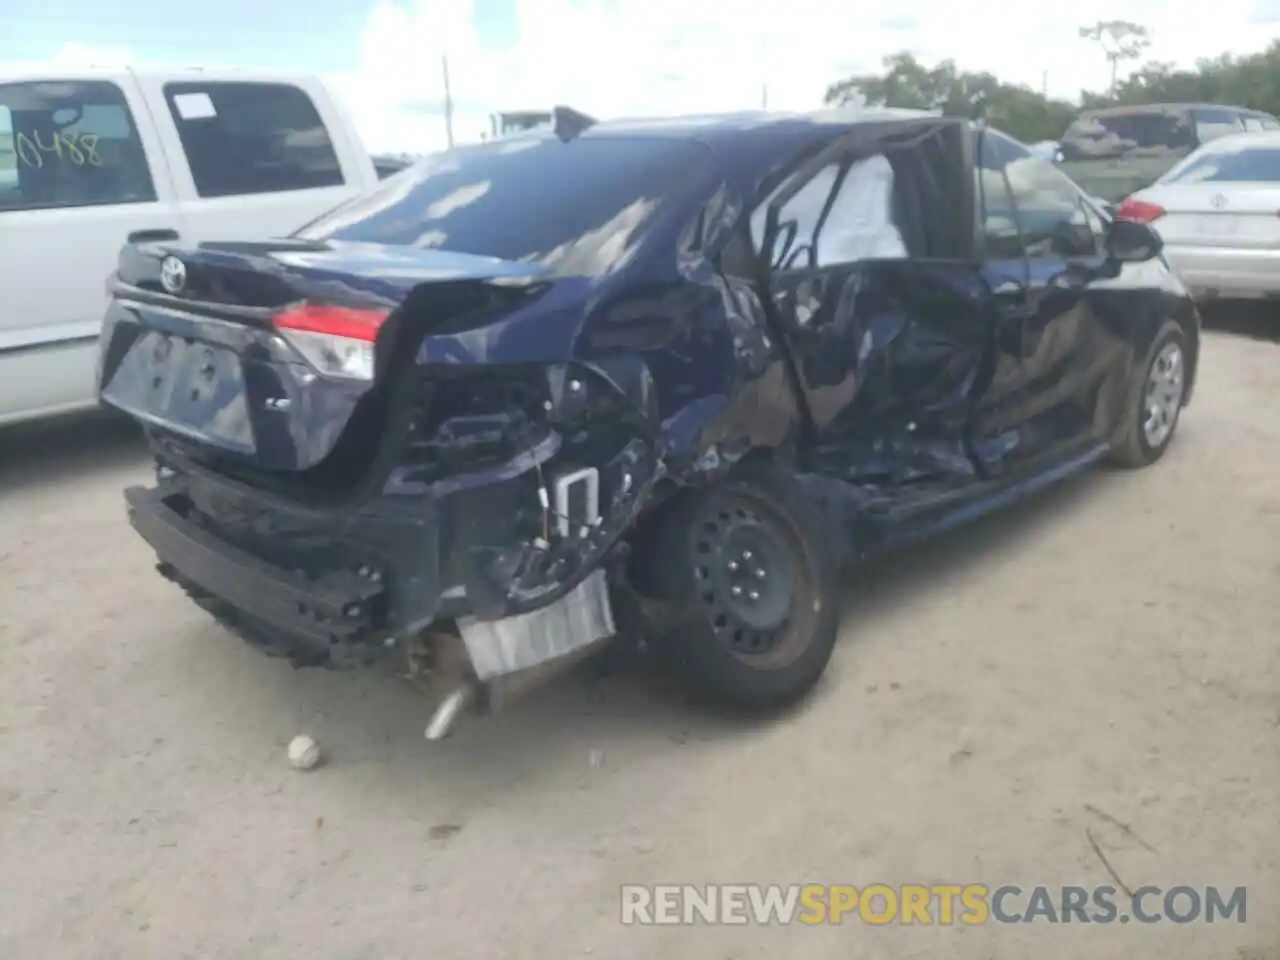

[1,314,1277,960]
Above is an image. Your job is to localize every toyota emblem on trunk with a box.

[160,256,187,294]
[1211,193,1228,209]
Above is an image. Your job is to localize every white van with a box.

[0,66,383,428]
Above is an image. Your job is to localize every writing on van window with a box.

[14,130,102,168]
[0,80,157,212]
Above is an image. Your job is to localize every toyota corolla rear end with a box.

[98,131,712,734]
[1117,133,1280,301]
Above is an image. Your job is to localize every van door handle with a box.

[127,228,180,243]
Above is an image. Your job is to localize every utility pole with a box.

[1042,70,1049,98]
[442,54,455,148]
[761,83,768,109]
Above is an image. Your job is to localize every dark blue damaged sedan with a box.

[97,106,1200,736]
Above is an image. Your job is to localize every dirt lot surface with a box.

[1,315,1278,960]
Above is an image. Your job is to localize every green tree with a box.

[823,52,1075,143]
[824,40,1280,144]
[1103,44,1280,115]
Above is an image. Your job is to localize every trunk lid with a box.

[1141,184,1280,249]
[98,240,549,476]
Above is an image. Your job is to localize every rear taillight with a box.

[273,304,390,382]
[1115,198,1166,224]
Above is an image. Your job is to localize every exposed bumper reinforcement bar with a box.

[124,485,385,651]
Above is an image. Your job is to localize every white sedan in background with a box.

[1116,131,1280,301]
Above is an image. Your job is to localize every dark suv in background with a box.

[1058,103,1280,202]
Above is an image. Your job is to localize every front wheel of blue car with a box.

[638,462,841,710]
[1109,321,1189,469]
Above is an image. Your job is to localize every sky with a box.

[5,0,1280,154]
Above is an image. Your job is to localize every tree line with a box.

[823,28,1280,144]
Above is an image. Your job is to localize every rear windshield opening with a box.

[295,135,711,279]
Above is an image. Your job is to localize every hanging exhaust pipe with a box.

[424,683,475,740]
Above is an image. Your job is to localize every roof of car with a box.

[1192,129,1280,151]
[1080,103,1254,118]
[0,62,323,88]
[534,107,944,148]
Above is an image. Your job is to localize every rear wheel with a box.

[1109,322,1188,469]
[638,463,841,710]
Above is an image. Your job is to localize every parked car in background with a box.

[0,66,381,428]
[1028,140,1061,161]
[1058,103,1278,203]
[1116,130,1280,301]
[96,109,1199,736]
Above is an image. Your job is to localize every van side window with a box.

[984,130,1100,259]
[163,81,344,198]
[0,80,157,212]
[1191,108,1243,144]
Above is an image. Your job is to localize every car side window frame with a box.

[161,80,345,199]
[0,104,15,199]
[749,158,858,272]
[975,126,1028,262]
[747,119,967,275]
[986,129,1105,261]
[0,78,159,213]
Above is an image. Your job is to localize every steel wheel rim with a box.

[1142,341,1183,449]
[691,492,806,664]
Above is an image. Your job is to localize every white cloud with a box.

[43,41,136,69]
[10,1,1280,154]
[333,0,1280,153]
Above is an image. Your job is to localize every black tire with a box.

[636,461,841,710]
[1108,321,1189,469]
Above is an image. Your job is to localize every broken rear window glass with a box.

[296,136,711,279]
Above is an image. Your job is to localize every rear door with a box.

[130,74,372,246]
[746,119,994,490]
[0,72,183,423]
[975,129,1132,472]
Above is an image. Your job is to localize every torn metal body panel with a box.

[99,109,1202,725]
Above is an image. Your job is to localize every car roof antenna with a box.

[552,105,598,143]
